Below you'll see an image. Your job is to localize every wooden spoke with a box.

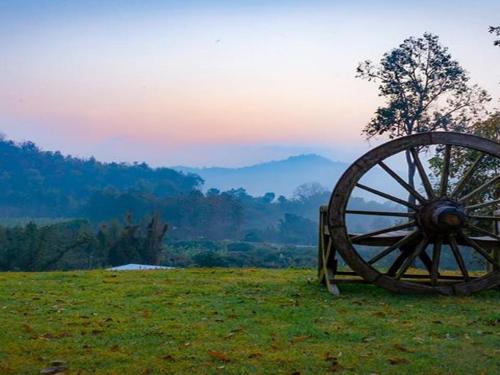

[469,214,500,221]
[451,153,484,198]
[449,235,470,281]
[355,183,418,210]
[350,221,417,243]
[458,232,498,267]
[467,225,500,241]
[386,249,411,277]
[346,210,414,218]
[410,148,435,199]
[430,238,442,286]
[459,175,500,203]
[378,161,427,203]
[419,250,434,275]
[466,198,500,211]
[368,231,420,265]
[394,238,429,280]
[439,145,451,197]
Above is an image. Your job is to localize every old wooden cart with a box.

[318,132,499,295]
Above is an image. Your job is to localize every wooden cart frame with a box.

[318,132,500,295]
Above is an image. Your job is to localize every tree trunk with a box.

[142,213,168,265]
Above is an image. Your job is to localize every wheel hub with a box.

[418,199,467,234]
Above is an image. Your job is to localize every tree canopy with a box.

[357,33,490,139]
[489,26,500,47]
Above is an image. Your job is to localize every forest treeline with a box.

[0,136,401,271]
[0,136,397,244]
[0,137,202,217]
[0,217,318,271]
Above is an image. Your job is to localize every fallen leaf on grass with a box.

[208,350,230,362]
[329,360,343,372]
[50,360,66,367]
[323,353,343,372]
[40,361,67,374]
[393,343,415,353]
[412,336,425,344]
[23,323,34,333]
[291,335,309,343]
[388,357,409,365]
[324,352,336,361]
[40,366,66,374]
[40,332,71,340]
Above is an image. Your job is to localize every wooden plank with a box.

[349,231,498,249]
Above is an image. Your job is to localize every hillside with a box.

[0,138,202,217]
[175,154,348,197]
[174,154,402,199]
[1,269,498,374]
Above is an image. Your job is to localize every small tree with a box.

[489,26,500,47]
[357,33,490,202]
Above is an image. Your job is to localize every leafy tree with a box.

[489,26,500,47]
[429,113,500,204]
[142,212,168,265]
[192,250,227,267]
[279,214,317,245]
[106,213,168,266]
[261,192,276,204]
[357,33,490,202]
[293,182,328,201]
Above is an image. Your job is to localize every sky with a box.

[0,0,499,167]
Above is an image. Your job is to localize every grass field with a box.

[0,269,498,374]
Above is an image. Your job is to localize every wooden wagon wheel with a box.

[328,132,500,295]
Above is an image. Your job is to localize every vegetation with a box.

[0,137,401,247]
[357,33,490,139]
[356,33,490,204]
[490,26,500,46]
[0,137,202,217]
[0,269,498,374]
[429,113,500,203]
[0,216,168,271]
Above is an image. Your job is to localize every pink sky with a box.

[0,1,499,166]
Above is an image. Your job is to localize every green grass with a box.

[0,269,498,374]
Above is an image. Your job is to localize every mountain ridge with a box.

[174,154,350,197]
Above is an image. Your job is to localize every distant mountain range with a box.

[175,154,402,199]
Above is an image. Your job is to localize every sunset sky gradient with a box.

[1,0,499,166]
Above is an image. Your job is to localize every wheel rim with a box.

[328,132,500,295]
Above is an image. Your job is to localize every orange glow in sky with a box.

[0,1,499,166]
